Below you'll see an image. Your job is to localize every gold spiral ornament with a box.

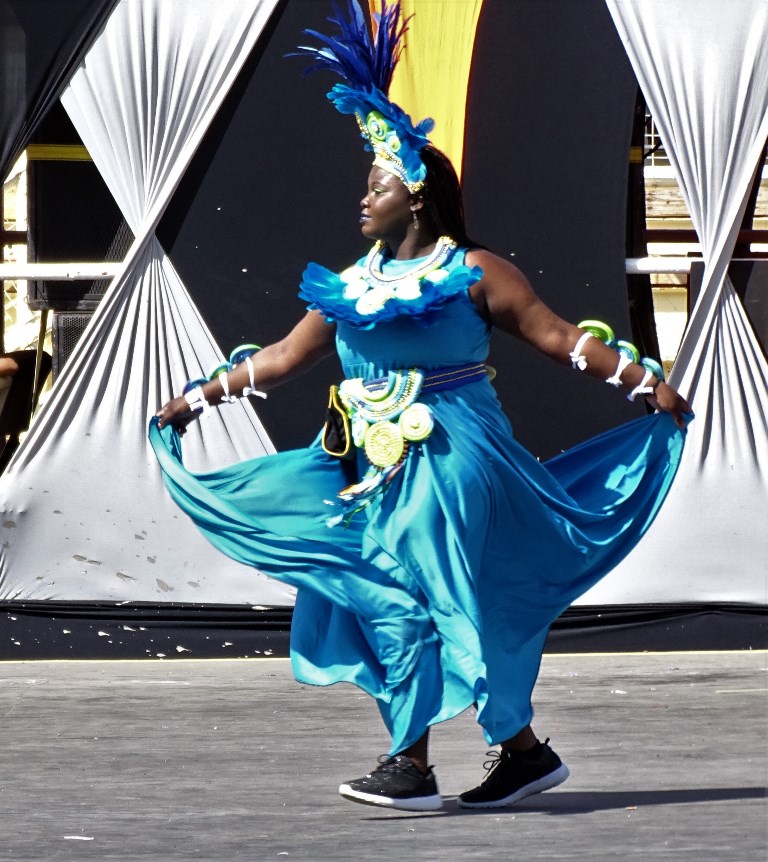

[364,421,405,468]
[399,403,434,442]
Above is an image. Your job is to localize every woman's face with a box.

[359,167,414,242]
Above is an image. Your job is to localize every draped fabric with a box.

[2,0,765,616]
[582,0,768,605]
[0,0,117,184]
[369,0,484,176]
[0,0,294,605]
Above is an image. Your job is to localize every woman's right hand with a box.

[645,381,693,431]
[155,395,199,435]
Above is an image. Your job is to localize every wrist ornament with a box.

[627,369,656,402]
[209,362,238,403]
[574,319,666,391]
[182,344,267,406]
[569,331,594,371]
[241,355,266,399]
[183,385,212,416]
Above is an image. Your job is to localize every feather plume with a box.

[328,83,434,185]
[291,0,409,95]
[290,0,433,192]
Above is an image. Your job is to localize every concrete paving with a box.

[0,651,765,861]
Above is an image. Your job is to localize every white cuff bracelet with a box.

[569,331,594,371]
[627,369,655,402]
[606,352,633,387]
[242,356,267,399]
[184,386,212,416]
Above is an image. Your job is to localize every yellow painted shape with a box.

[369,0,484,178]
[26,144,91,162]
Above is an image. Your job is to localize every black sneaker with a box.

[457,738,569,809]
[339,755,442,811]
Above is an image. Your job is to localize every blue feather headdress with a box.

[292,0,434,193]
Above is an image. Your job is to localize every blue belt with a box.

[364,362,488,395]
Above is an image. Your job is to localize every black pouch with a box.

[322,385,354,459]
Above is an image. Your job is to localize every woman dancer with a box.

[151,1,690,812]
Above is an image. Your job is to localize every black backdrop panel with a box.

[2,601,765,659]
[159,0,641,457]
[0,0,117,184]
[463,0,643,457]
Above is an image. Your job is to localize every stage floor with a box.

[0,651,765,861]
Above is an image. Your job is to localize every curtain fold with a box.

[0,0,294,605]
[581,0,768,604]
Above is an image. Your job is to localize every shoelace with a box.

[370,754,410,775]
[371,754,432,778]
[474,750,512,790]
[481,739,548,781]
[482,750,504,775]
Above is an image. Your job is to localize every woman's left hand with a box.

[155,395,199,435]
[645,382,692,431]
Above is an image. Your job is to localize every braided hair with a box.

[418,145,484,250]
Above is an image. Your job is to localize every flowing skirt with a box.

[149,380,686,753]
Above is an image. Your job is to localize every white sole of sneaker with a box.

[456,763,570,809]
[338,784,443,811]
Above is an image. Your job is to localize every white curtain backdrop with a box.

[581,0,768,604]
[0,0,296,605]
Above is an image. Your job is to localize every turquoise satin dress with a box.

[149,248,686,754]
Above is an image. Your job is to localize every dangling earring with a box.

[412,211,419,230]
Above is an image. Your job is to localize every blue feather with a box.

[290,1,435,191]
[290,0,410,95]
[328,83,434,183]
[299,257,484,330]
[371,1,410,93]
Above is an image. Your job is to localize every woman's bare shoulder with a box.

[465,248,534,293]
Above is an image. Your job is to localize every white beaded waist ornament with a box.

[339,369,434,468]
[323,369,433,526]
[324,363,488,526]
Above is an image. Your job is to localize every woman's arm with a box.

[155,310,337,430]
[466,249,692,429]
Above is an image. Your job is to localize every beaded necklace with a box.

[363,236,456,287]
[339,235,457,316]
